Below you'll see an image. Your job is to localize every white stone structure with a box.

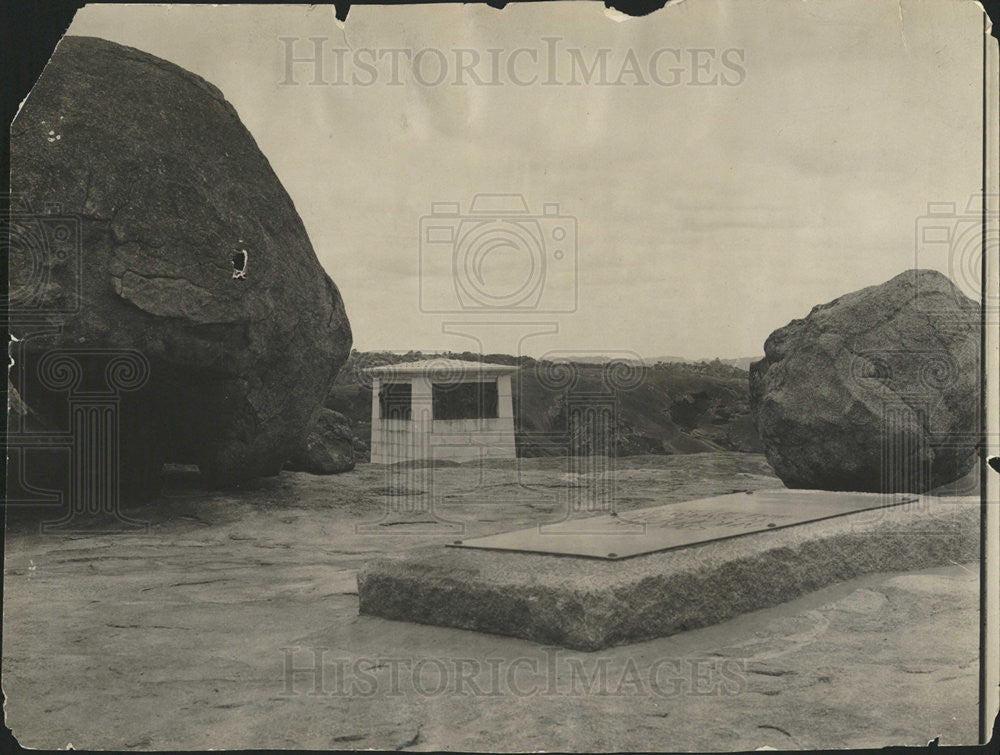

[365,359,518,464]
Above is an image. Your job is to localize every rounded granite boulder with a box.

[749,270,978,493]
[10,36,352,488]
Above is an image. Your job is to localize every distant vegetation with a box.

[326,351,763,461]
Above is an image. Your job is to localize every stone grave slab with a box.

[357,490,979,651]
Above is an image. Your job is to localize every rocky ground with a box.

[2,453,980,750]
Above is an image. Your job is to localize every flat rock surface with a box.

[2,453,980,749]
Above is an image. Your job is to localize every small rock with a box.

[286,408,356,475]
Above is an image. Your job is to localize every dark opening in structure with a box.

[379,382,412,420]
[433,380,498,420]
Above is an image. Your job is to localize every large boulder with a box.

[286,408,356,475]
[5,380,69,499]
[749,270,978,493]
[9,36,352,488]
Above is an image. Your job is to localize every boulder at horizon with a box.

[10,35,352,488]
[749,270,978,493]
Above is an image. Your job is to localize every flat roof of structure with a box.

[363,358,519,377]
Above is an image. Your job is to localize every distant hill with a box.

[696,356,764,371]
[552,354,764,371]
[558,354,689,365]
[647,355,692,364]
[326,350,763,461]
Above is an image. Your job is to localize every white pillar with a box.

[496,374,516,458]
[370,376,382,463]
[497,374,513,420]
[410,376,433,463]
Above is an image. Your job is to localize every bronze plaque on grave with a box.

[449,489,920,560]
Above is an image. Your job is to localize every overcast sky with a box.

[67,1,984,360]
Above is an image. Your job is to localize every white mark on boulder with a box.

[232,247,248,280]
[9,332,20,369]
